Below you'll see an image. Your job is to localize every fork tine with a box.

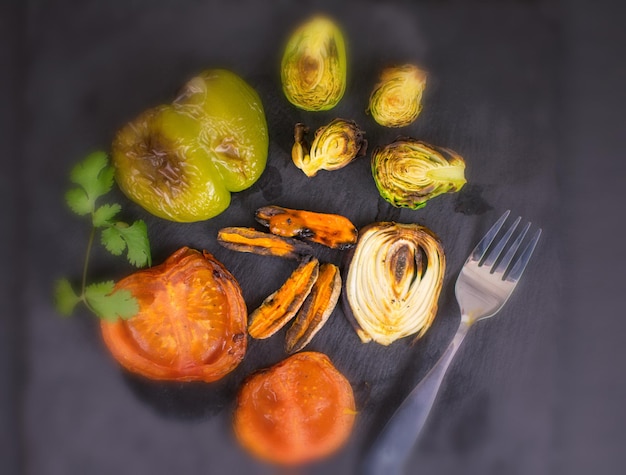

[505,227,542,282]
[470,210,510,262]
[493,221,530,274]
[482,216,521,268]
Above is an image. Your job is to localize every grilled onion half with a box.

[344,223,445,345]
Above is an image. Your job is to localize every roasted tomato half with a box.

[233,351,356,466]
[101,247,247,382]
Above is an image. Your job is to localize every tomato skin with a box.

[101,247,247,382]
[233,351,356,466]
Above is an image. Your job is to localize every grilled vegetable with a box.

[255,205,358,249]
[233,351,356,466]
[344,223,445,345]
[281,16,347,111]
[112,69,268,222]
[100,247,247,381]
[248,256,320,339]
[217,227,313,259]
[291,119,367,177]
[285,263,341,354]
[372,138,466,209]
[368,64,427,128]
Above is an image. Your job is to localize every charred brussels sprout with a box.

[372,138,466,209]
[292,119,367,177]
[344,222,445,345]
[112,69,268,223]
[368,64,427,128]
[281,16,347,111]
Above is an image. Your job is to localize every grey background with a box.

[1,0,625,474]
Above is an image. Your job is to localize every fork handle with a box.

[361,321,471,475]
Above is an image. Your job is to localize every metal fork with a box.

[361,211,541,475]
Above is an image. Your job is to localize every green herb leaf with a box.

[69,151,114,209]
[93,203,122,227]
[84,281,139,322]
[65,188,92,216]
[100,225,126,256]
[54,279,82,317]
[101,220,151,267]
[118,220,151,267]
[57,150,151,322]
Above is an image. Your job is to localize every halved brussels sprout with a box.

[372,138,466,209]
[281,16,347,111]
[292,119,367,177]
[368,64,427,128]
[344,222,445,345]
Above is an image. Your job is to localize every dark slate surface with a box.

[2,1,625,474]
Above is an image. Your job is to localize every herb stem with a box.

[81,225,95,297]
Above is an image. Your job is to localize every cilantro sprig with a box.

[54,151,151,321]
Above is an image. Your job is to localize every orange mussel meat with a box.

[101,247,247,382]
[255,205,358,249]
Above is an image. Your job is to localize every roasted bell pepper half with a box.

[112,69,268,222]
[100,247,247,382]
